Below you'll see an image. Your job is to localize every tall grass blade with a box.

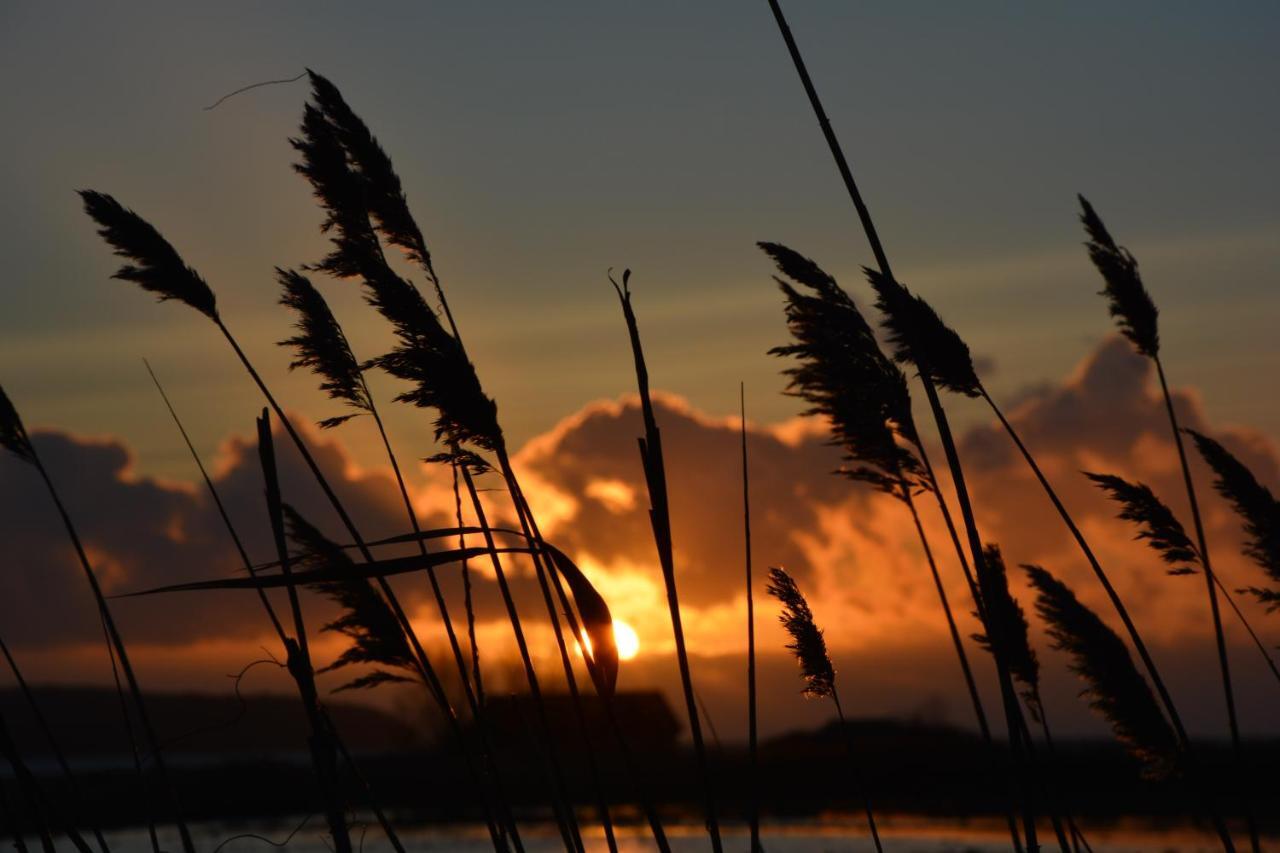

[611,269,723,852]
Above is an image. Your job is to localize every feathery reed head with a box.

[1187,429,1280,605]
[306,70,434,277]
[290,103,382,280]
[1078,195,1159,358]
[78,190,219,321]
[1025,564,1179,779]
[973,544,1041,717]
[291,82,499,451]
[761,242,926,498]
[277,268,372,428]
[284,506,415,691]
[766,566,835,699]
[0,385,35,465]
[1085,472,1199,574]
[864,268,980,397]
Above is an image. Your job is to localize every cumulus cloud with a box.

[2,336,1278,738]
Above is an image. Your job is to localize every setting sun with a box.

[613,619,640,661]
[579,619,641,662]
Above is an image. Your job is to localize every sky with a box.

[1,2,1279,744]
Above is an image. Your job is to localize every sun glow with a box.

[579,619,641,662]
[613,619,640,661]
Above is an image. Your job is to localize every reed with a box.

[762,241,1025,849]
[759,5,1229,845]
[78,190,512,852]
[740,384,761,853]
[611,269,723,852]
[766,567,883,852]
[1086,472,1279,683]
[145,365,406,853]
[293,72,634,852]
[1080,198,1257,850]
[1024,565,1180,781]
[257,415,356,853]
[0,384,193,853]
[1187,430,1280,608]
[277,268,525,847]
[0,636,107,853]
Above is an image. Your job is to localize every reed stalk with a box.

[78,192,510,852]
[610,270,723,852]
[740,385,761,853]
[145,364,407,853]
[1080,198,1257,850]
[0,636,108,853]
[760,5,1236,846]
[0,385,193,853]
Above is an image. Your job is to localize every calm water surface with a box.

[92,817,1238,852]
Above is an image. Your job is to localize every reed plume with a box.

[767,567,835,698]
[278,268,372,428]
[766,566,882,852]
[290,103,500,451]
[285,506,417,691]
[864,268,981,398]
[1087,470,1280,683]
[1024,565,1179,780]
[1187,429,1280,607]
[974,545,1042,719]
[78,191,218,320]
[763,242,926,494]
[1078,196,1158,358]
[1085,473,1199,575]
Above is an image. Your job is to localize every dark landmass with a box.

[4,687,1276,834]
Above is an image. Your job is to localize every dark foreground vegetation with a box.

[0,2,1277,851]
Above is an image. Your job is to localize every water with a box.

[88,818,1233,852]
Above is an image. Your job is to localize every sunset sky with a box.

[1,2,1278,743]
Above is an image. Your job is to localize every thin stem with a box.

[829,690,883,853]
[741,385,761,853]
[613,281,723,852]
[1154,358,1258,853]
[30,459,194,853]
[0,637,109,853]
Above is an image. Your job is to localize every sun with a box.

[613,619,640,661]
[578,619,641,662]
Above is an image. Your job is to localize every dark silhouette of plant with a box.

[1188,429,1280,609]
[767,567,882,852]
[1025,565,1179,781]
[0,384,193,853]
[1087,472,1280,684]
[740,385,761,853]
[761,4,1231,846]
[1080,197,1257,851]
[763,240,1029,848]
[78,189,512,852]
[146,366,406,853]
